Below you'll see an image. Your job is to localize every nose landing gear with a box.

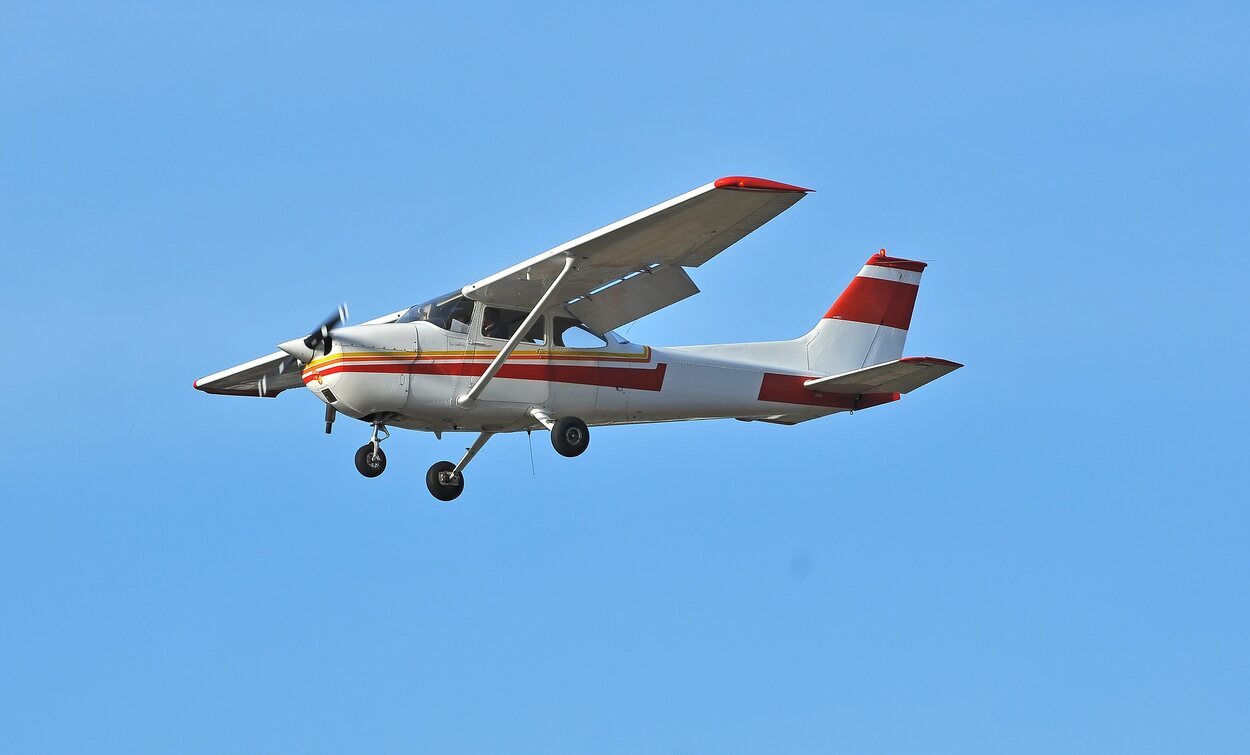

[354,422,389,478]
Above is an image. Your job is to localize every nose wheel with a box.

[354,422,389,478]
[355,444,387,477]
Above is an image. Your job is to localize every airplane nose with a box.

[278,337,315,363]
[280,303,349,364]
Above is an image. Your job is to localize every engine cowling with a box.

[292,324,418,418]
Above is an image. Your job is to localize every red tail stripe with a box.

[823,277,919,330]
[307,361,667,392]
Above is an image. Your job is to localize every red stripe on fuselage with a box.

[823,277,919,330]
[758,373,899,409]
[307,361,668,391]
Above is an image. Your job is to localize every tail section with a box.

[804,250,926,374]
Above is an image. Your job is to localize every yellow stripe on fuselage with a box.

[303,346,651,376]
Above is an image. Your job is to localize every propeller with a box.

[277,304,350,366]
[303,304,350,355]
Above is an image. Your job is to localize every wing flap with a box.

[567,264,699,334]
[803,357,963,395]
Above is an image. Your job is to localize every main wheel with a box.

[426,460,464,501]
[551,416,590,458]
[354,444,387,478]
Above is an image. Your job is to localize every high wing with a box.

[193,309,405,398]
[462,176,811,333]
[195,176,810,398]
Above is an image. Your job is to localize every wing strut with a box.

[457,255,576,407]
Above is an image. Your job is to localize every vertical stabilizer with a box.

[803,250,926,374]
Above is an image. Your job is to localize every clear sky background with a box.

[3,2,1248,752]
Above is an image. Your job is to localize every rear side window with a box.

[553,317,607,349]
[482,307,545,345]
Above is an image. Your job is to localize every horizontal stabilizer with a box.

[803,356,962,395]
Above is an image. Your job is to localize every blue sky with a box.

[3,1,1248,752]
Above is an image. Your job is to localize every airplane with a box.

[194,176,961,501]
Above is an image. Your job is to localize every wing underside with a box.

[193,351,302,397]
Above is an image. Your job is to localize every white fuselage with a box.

[299,319,890,435]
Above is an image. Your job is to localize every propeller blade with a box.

[303,303,349,355]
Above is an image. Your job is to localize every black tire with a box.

[426,460,464,501]
[551,416,590,458]
[354,444,387,478]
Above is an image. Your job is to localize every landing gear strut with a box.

[355,422,389,478]
[426,431,493,501]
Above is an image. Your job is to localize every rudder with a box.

[804,250,927,375]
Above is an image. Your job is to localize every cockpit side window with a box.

[553,317,608,349]
[482,307,545,345]
[397,292,474,334]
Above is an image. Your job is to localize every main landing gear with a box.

[423,414,590,501]
[551,416,590,457]
[350,413,592,500]
[354,422,389,478]
[531,409,590,458]
[426,431,493,502]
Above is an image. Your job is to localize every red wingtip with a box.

[714,176,812,192]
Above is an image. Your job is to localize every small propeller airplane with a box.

[195,176,961,500]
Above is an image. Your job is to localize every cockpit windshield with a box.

[396,292,474,334]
